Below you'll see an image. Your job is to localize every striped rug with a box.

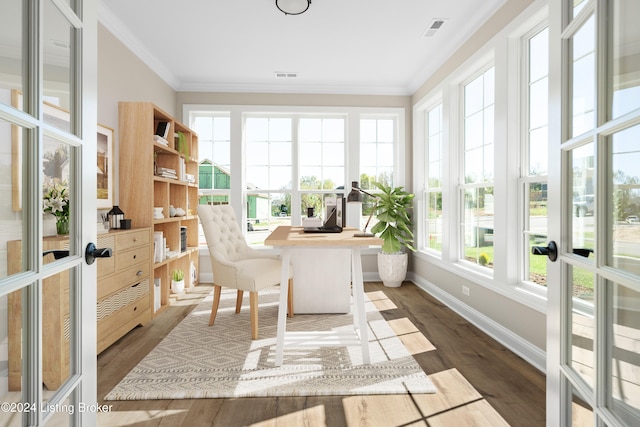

[105,287,436,400]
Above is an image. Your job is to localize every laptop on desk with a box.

[303,199,343,233]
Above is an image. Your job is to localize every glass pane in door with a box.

[42,135,74,243]
[571,16,595,138]
[609,125,640,275]
[611,281,640,416]
[43,0,73,125]
[611,0,640,119]
[0,0,23,109]
[572,142,595,259]
[3,118,28,277]
[570,265,595,388]
[0,287,30,427]
[571,385,594,426]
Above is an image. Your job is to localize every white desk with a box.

[265,226,382,366]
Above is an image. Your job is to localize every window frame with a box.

[185,105,406,249]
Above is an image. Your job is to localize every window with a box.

[299,117,345,219]
[193,114,231,205]
[187,105,404,248]
[245,117,293,244]
[461,67,495,269]
[425,104,444,253]
[359,117,396,231]
[521,26,549,287]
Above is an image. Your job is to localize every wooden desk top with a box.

[265,226,383,247]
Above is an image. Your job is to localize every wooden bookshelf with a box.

[118,102,199,317]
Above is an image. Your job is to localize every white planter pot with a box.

[377,252,408,288]
[171,279,185,294]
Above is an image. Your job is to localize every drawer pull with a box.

[133,254,137,259]
[136,270,143,276]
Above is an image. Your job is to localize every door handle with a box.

[531,241,558,262]
[85,242,113,265]
[43,250,70,260]
[573,248,593,258]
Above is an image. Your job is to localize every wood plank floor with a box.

[97,282,546,426]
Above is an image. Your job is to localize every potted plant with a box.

[369,182,415,287]
[171,268,185,294]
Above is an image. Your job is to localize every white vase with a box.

[171,279,185,294]
[377,252,408,288]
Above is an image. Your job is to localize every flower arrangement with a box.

[43,180,70,234]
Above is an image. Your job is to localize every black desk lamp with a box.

[347,181,378,237]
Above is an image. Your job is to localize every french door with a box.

[0,0,98,425]
[547,0,640,425]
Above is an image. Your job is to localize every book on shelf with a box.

[153,134,169,146]
[155,121,170,139]
[156,166,177,179]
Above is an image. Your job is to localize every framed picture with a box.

[10,90,114,210]
[96,124,114,209]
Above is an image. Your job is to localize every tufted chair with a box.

[197,204,293,339]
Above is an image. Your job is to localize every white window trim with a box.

[412,0,550,314]
[185,104,406,252]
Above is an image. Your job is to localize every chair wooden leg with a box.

[250,292,258,339]
[208,285,222,326]
[287,278,294,318]
[235,290,244,313]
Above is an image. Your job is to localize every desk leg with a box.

[351,247,370,364]
[275,249,291,366]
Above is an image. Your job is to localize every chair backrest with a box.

[197,204,250,263]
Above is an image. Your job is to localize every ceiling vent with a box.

[422,19,446,38]
[275,72,298,79]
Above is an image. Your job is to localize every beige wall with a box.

[409,0,546,355]
[98,23,176,206]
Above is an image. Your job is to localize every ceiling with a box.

[98,0,505,96]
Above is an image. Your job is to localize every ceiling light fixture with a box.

[276,0,311,15]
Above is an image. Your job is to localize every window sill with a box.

[414,249,547,314]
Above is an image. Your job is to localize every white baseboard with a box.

[407,272,546,374]
[198,272,214,284]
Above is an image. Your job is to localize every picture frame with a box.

[96,124,114,209]
[10,90,114,210]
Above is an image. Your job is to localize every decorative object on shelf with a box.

[120,219,132,229]
[276,0,310,15]
[171,269,185,294]
[107,205,125,229]
[176,131,189,161]
[348,181,415,287]
[43,180,70,235]
[153,207,163,219]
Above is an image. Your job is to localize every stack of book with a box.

[156,167,177,179]
[153,134,169,146]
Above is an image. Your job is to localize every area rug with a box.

[105,287,436,400]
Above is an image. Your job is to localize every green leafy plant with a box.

[370,182,415,254]
[171,269,185,282]
[478,252,490,266]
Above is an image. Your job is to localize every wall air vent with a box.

[422,19,447,38]
[275,72,298,79]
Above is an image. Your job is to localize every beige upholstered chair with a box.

[197,204,293,339]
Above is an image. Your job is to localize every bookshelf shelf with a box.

[119,102,199,317]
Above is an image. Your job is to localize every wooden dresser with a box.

[7,227,152,390]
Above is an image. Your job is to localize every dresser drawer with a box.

[115,245,150,271]
[116,229,150,251]
[98,262,149,300]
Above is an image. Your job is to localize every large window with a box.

[188,106,404,247]
[461,66,495,269]
[193,114,231,205]
[521,26,549,287]
[425,104,444,253]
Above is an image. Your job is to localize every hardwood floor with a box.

[97,282,546,426]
